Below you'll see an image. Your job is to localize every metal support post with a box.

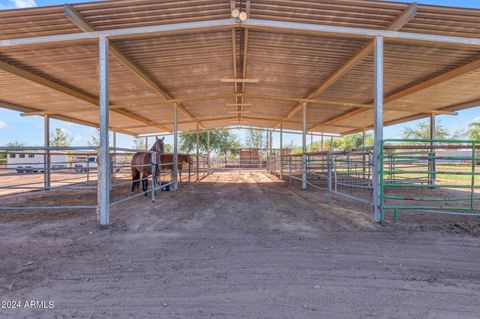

[43,115,50,191]
[430,113,436,186]
[373,36,384,223]
[302,103,308,191]
[321,133,324,151]
[97,36,110,228]
[207,130,211,172]
[196,123,200,181]
[151,150,157,203]
[173,104,179,191]
[280,124,283,179]
[145,136,148,150]
[112,131,117,180]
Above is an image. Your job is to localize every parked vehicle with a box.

[7,152,68,174]
[72,155,98,173]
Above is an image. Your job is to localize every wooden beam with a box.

[0,100,134,136]
[0,59,98,106]
[0,58,171,132]
[319,57,480,127]
[275,3,417,127]
[64,4,202,128]
[112,108,170,132]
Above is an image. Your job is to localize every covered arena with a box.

[1,0,480,224]
[1,0,480,317]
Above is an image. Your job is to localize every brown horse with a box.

[159,153,193,182]
[131,137,164,195]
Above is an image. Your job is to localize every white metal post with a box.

[280,124,283,179]
[97,36,110,228]
[207,130,210,172]
[373,36,384,223]
[112,131,117,180]
[302,103,307,190]
[321,133,324,151]
[44,114,50,191]
[430,113,436,185]
[173,104,179,190]
[196,123,200,181]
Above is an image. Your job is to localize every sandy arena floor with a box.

[0,171,480,318]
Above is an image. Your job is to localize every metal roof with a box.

[0,0,480,136]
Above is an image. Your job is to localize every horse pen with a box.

[1,0,480,318]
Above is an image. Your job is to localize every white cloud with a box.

[0,0,37,9]
[0,121,6,129]
[11,0,37,8]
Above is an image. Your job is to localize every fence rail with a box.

[381,139,480,222]
[0,146,212,212]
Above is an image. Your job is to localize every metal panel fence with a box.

[0,146,212,212]
[267,148,374,205]
[381,139,480,222]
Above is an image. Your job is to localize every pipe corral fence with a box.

[0,146,212,212]
[267,139,480,222]
[1,139,479,224]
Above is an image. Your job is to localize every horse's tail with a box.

[131,167,140,192]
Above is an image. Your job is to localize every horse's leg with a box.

[131,168,140,192]
[143,174,149,197]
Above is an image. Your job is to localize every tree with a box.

[5,141,25,147]
[50,128,72,147]
[244,130,267,149]
[468,122,480,141]
[401,120,463,141]
[88,129,100,147]
[1,141,26,162]
[180,130,240,154]
[132,138,147,150]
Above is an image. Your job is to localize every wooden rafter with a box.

[0,58,171,133]
[312,57,480,130]
[64,4,202,129]
[275,2,418,128]
[1,99,135,136]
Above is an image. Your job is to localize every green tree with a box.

[5,141,25,147]
[244,130,267,149]
[180,130,240,154]
[50,128,72,147]
[164,143,173,153]
[401,120,462,141]
[468,122,480,140]
[1,141,26,162]
[132,138,147,150]
[88,129,100,147]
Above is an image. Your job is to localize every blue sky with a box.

[0,0,480,148]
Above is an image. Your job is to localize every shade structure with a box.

[0,0,480,136]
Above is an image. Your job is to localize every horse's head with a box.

[150,136,165,154]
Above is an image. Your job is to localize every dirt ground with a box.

[1,171,480,318]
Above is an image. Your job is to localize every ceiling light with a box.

[231,8,240,18]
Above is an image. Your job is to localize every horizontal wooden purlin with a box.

[64,3,202,128]
[0,100,135,136]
